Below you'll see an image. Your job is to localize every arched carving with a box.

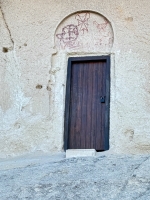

[55,11,114,52]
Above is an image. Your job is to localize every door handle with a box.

[100,96,105,103]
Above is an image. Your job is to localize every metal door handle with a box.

[100,96,105,103]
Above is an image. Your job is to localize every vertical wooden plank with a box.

[101,61,107,150]
[93,62,98,149]
[85,62,91,149]
[90,62,94,149]
[102,61,107,150]
[104,57,110,150]
[95,61,103,150]
[69,63,80,148]
[76,63,83,148]
[81,62,87,149]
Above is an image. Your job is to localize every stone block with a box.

[66,149,96,158]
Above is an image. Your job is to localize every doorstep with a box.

[66,149,96,158]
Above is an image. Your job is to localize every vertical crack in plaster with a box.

[0,4,28,112]
[0,5,14,48]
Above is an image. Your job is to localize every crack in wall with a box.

[0,3,24,112]
[114,156,150,200]
[133,156,150,172]
[0,4,14,48]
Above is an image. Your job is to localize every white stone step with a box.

[66,149,96,158]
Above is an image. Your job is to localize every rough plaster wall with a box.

[0,0,150,158]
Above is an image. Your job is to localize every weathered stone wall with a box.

[0,0,150,158]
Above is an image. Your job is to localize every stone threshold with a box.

[66,149,96,158]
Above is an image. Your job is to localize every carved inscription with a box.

[93,19,108,32]
[55,12,114,51]
[56,24,79,49]
[75,12,90,34]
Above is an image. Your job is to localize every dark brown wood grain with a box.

[64,56,110,151]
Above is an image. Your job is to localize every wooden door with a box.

[64,56,110,151]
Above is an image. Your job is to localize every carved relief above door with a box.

[55,11,114,52]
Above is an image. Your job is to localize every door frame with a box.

[64,56,110,151]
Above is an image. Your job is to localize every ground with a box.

[0,153,150,200]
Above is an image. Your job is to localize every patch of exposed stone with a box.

[0,154,150,200]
